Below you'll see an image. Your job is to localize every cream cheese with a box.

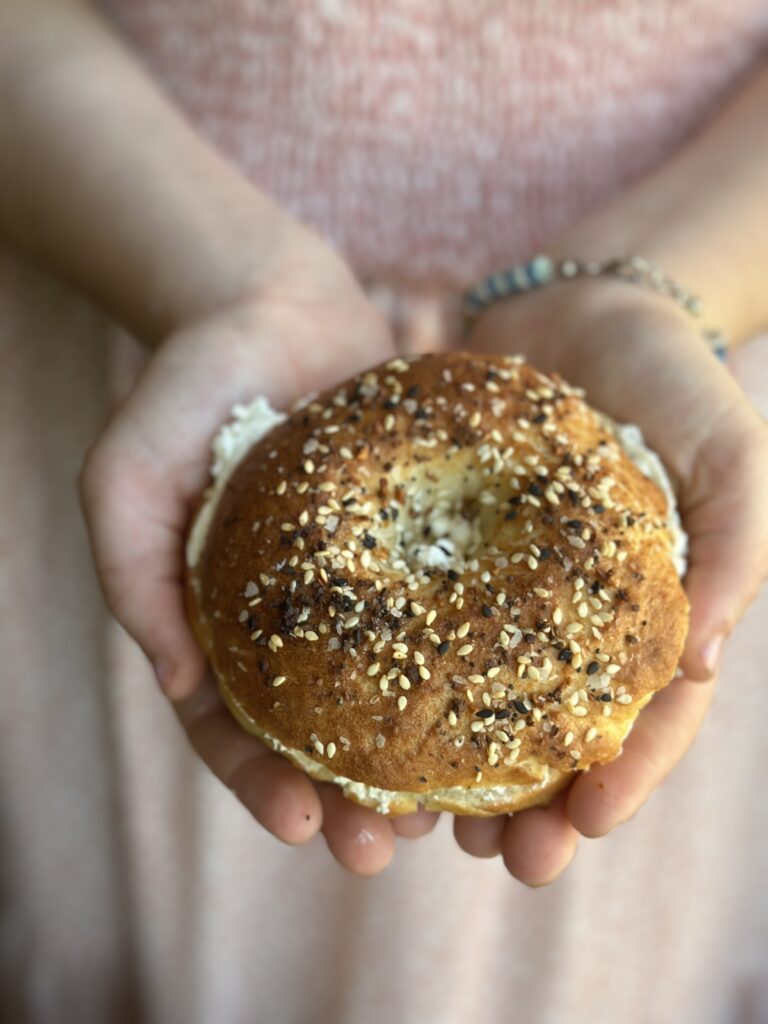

[261,727,556,813]
[607,419,688,576]
[228,695,557,814]
[186,397,287,567]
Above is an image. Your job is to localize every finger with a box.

[501,792,579,886]
[317,784,396,876]
[453,814,507,858]
[391,807,441,839]
[177,676,323,845]
[80,440,206,701]
[567,675,716,837]
[680,433,768,681]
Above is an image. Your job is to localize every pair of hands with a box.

[80,222,768,884]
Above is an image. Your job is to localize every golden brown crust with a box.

[185,353,689,815]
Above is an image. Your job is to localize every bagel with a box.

[185,353,688,816]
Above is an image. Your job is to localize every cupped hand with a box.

[457,279,768,884]
[80,223,439,875]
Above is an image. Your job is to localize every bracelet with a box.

[462,254,728,360]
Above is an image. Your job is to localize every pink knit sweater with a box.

[103,0,768,295]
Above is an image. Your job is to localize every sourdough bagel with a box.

[185,353,688,816]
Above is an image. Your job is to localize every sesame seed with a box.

[367,662,380,676]
[572,706,588,717]
[457,644,474,657]
[275,480,287,496]
[563,731,574,747]
[399,675,411,690]
[470,721,485,733]
[304,630,319,641]
[375,734,386,748]
[448,710,458,726]
[398,695,408,711]
[456,621,470,639]
[418,665,431,680]
[272,676,286,687]
[426,609,437,626]
[269,634,283,650]
[585,728,598,742]
[552,607,563,625]
[616,694,633,704]
[469,411,482,428]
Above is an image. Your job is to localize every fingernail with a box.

[153,658,173,692]
[700,634,724,676]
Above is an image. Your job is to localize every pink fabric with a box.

[102,0,768,288]
[2,3,768,1022]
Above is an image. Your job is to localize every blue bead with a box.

[504,269,520,293]
[491,272,509,298]
[528,254,555,285]
[512,266,530,290]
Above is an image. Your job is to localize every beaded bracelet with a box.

[462,254,728,360]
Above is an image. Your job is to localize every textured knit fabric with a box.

[103,1,768,285]
[2,3,768,1023]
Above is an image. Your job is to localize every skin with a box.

[458,281,767,879]
[1,1,767,881]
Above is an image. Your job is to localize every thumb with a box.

[679,438,768,681]
[79,439,206,701]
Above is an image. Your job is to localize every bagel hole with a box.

[384,468,514,575]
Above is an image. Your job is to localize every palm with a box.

[459,285,768,881]
[81,250,440,876]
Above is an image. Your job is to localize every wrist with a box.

[468,273,699,370]
[133,188,307,345]
[547,212,759,348]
